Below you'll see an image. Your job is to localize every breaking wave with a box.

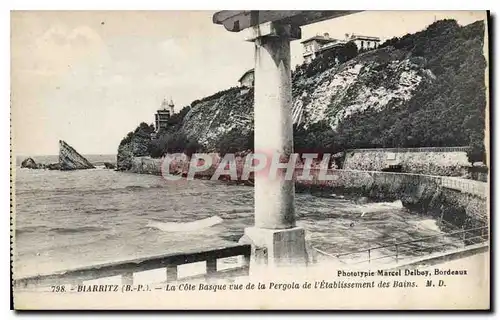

[357,200,404,216]
[146,216,224,232]
[412,219,442,232]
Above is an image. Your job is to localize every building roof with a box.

[300,35,337,44]
[302,41,346,57]
[238,68,255,83]
[348,34,381,41]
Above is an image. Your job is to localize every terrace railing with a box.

[14,244,251,289]
[316,225,489,266]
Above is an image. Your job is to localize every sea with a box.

[13,154,464,282]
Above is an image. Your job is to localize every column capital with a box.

[243,21,301,42]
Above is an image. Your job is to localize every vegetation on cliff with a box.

[334,20,487,161]
[117,122,154,170]
[117,19,487,169]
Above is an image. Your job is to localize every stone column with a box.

[239,22,308,270]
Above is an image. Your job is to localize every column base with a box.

[239,226,309,274]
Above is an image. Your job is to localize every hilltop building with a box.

[154,97,175,133]
[345,33,381,51]
[301,33,346,64]
[301,32,381,64]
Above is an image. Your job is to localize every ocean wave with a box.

[410,219,442,232]
[146,216,223,232]
[217,208,253,220]
[357,200,404,216]
[15,226,49,235]
[49,226,110,234]
[84,208,121,215]
[124,185,146,190]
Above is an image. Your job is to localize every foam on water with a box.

[356,200,404,217]
[146,216,224,232]
[413,219,442,232]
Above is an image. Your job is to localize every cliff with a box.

[291,49,426,129]
[182,87,254,149]
[182,20,485,153]
[117,19,487,168]
[116,123,154,171]
[59,140,95,170]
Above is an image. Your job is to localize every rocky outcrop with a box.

[116,123,154,171]
[58,140,95,171]
[117,134,150,171]
[104,162,116,169]
[20,158,61,170]
[46,163,61,170]
[20,157,39,169]
[20,142,94,170]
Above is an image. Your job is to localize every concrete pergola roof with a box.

[213,10,362,32]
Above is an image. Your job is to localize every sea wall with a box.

[342,147,471,177]
[129,153,251,180]
[128,156,488,229]
[130,157,162,175]
[298,169,488,228]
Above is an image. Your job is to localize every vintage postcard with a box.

[10,10,490,310]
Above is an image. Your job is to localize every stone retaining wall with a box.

[342,147,471,177]
[298,169,488,228]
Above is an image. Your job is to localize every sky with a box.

[10,10,487,156]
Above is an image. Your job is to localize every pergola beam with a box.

[213,10,362,32]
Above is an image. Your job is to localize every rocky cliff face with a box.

[291,50,429,129]
[117,135,150,171]
[118,19,486,165]
[182,87,254,149]
[59,140,95,170]
[178,20,485,152]
[180,49,430,149]
[116,123,154,171]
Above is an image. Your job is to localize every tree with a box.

[340,41,358,62]
[215,129,254,156]
[148,131,203,158]
[293,121,339,158]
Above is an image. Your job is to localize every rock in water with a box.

[47,163,61,170]
[103,162,116,169]
[21,157,38,169]
[58,140,95,170]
